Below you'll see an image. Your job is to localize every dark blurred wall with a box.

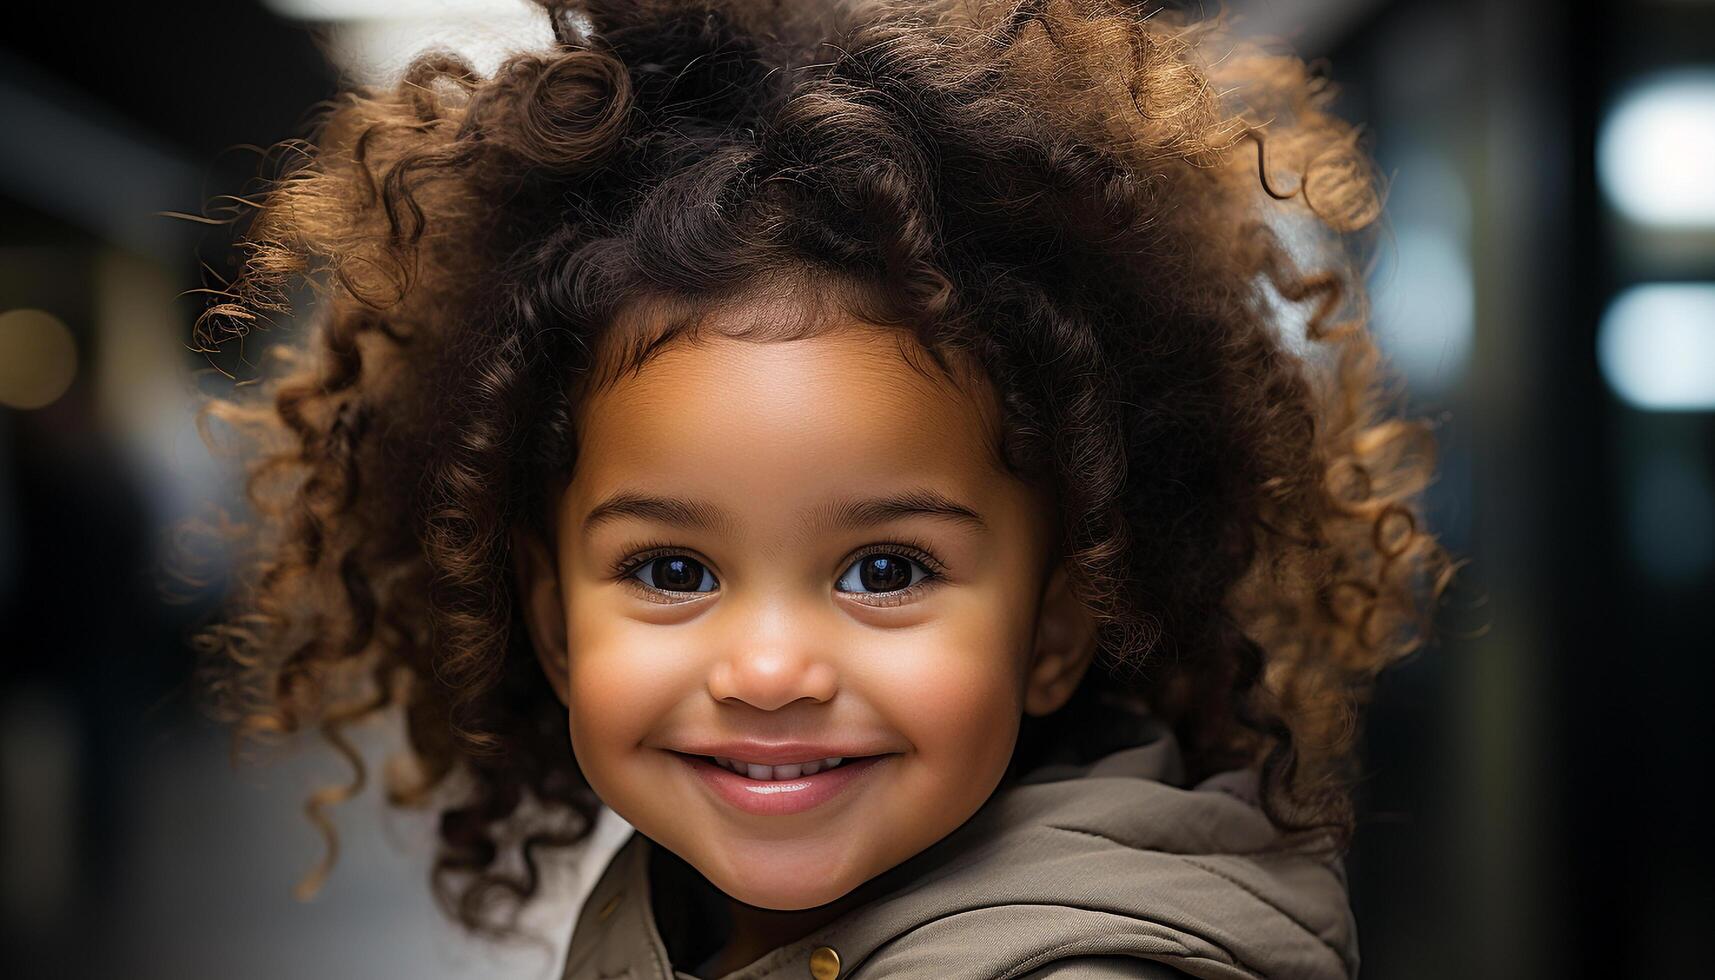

[0,4,337,974]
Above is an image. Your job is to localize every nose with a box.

[706,620,839,711]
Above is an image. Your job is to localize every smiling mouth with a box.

[671,751,885,781]
[673,750,895,816]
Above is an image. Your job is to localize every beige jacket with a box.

[559,708,1359,980]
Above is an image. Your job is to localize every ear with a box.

[511,524,571,707]
[1023,561,1100,717]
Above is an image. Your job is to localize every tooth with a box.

[717,758,859,779]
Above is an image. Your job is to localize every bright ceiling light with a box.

[263,0,508,19]
[1598,69,1715,228]
[1598,283,1715,411]
[262,0,554,87]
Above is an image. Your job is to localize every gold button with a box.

[809,945,841,980]
[597,891,624,921]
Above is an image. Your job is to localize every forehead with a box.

[567,320,1014,534]
[579,324,999,472]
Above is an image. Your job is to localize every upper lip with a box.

[667,740,899,766]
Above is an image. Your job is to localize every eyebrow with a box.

[580,487,990,538]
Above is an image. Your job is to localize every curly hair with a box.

[167,0,1455,938]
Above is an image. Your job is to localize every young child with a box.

[178,1,1452,977]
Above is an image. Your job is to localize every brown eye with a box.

[836,553,926,594]
[633,555,717,593]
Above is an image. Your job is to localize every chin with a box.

[698,838,869,910]
[716,873,857,911]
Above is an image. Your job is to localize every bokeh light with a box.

[1598,283,1715,410]
[0,309,78,410]
[1598,69,1715,228]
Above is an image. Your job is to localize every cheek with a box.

[561,598,689,791]
[861,612,1029,787]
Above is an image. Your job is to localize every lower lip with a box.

[674,752,893,817]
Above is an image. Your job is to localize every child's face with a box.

[513,316,1097,912]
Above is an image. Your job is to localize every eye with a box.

[835,551,935,596]
[628,554,718,594]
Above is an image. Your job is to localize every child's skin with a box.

[511,298,1101,972]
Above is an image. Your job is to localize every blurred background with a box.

[2,0,1712,977]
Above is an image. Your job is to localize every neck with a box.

[705,897,854,975]
[699,859,914,977]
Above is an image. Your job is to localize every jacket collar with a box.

[560,709,1358,980]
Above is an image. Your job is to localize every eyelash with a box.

[609,536,948,607]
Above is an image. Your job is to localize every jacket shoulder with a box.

[1016,956,1195,979]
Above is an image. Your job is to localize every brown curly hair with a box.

[167,0,1455,938]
